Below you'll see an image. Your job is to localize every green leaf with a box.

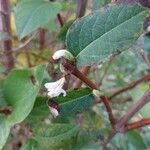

[66,4,150,68]
[54,88,94,117]
[92,0,111,11]
[0,117,10,150]
[42,20,58,31]
[33,124,79,149]
[0,81,7,108]
[125,131,147,150]
[15,0,61,39]
[0,64,46,149]
[3,64,46,125]
[113,131,147,150]
[26,96,49,123]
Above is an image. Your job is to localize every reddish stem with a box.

[57,13,64,27]
[38,28,45,50]
[0,0,14,73]
[62,58,98,90]
[115,91,150,133]
[74,66,90,89]
[100,96,116,128]
[62,58,115,128]
[76,0,88,18]
[126,118,150,131]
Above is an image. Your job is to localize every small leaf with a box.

[33,124,79,149]
[54,88,94,117]
[15,0,61,39]
[66,4,150,67]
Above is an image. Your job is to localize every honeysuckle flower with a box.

[52,49,74,61]
[48,99,60,118]
[45,77,66,98]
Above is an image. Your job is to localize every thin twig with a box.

[57,13,64,27]
[126,118,150,131]
[25,50,32,67]
[76,0,88,18]
[104,91,150,148]
[100,96,116,128]
[115,91,150,133]
[62,58,150,149]
[38,28,45,50]
[110,73,150,99]
[102,129,117,150]
[74,66,90,88]
[99,52,120,85]
[0,0,14,73]
[13,32,37,52]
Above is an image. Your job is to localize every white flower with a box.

[44,77,66,97]
[52,49,74,61]
[147,25,150,32]
[49,107,59,118]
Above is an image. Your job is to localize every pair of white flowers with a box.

[45,49,74,98]
[44,49,74,117]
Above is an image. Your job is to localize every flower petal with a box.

[44,77,65,91]
[52,49,74,61]
[47,86,66,98]
[52,49,67,60]
[49,107,59,118]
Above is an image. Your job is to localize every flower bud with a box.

[47,99,60,118]
[52,49,75,61]
[92,89,103,97]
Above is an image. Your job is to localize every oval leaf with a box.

[66,4,150,67]
[54,88,94,117]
